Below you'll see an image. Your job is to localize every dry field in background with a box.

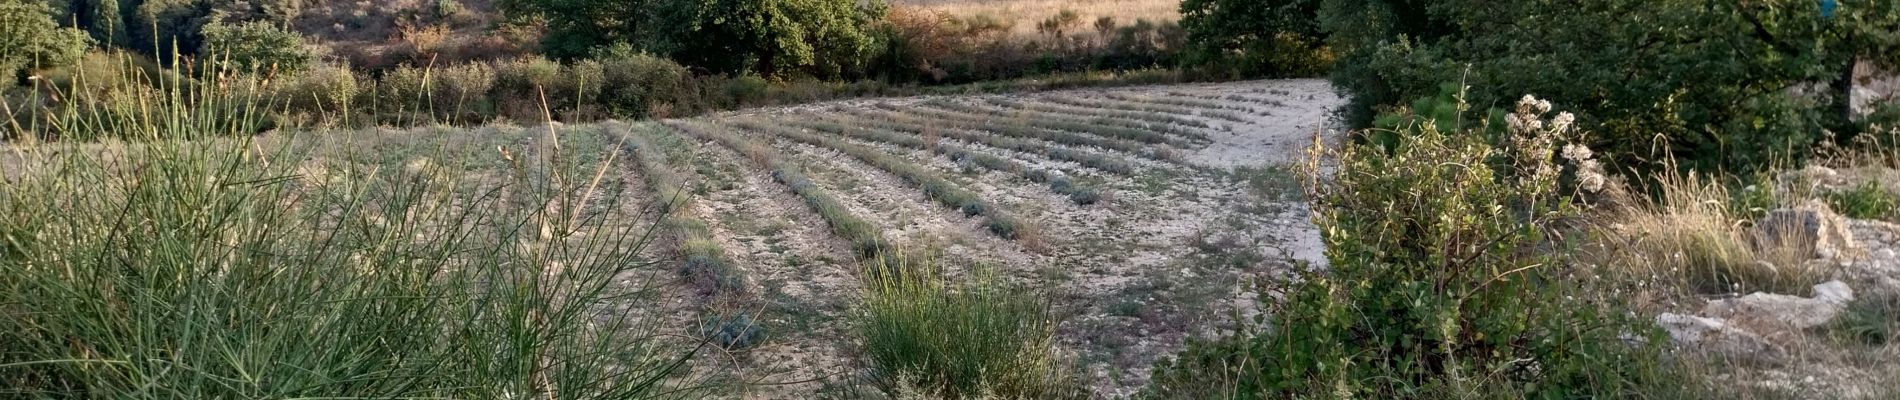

[894,0,1181,37]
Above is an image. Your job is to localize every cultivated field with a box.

[371,79,1333,396]
[0,79,1338,397]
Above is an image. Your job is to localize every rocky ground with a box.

[1654,166,1900,399]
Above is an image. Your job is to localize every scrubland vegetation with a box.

[6,0,1900,398]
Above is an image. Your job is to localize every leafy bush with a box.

[430,62,497,120]
[492,56,567,118]
[1148,95,1666,398]
[857,260,1077,399]
[1320,0,1900,175]
[594,50,696,117]
[270,62,360,116]
[1179,0,1327,78]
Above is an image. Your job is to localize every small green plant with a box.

[1826,181,1899,221]
[699,313,768,350]
[1831,292,1900,346]
[857,258,1078,399]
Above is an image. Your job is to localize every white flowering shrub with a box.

[1148,94,1668,398]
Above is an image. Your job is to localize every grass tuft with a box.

[857,257,1076,399]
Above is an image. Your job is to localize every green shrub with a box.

[1321,1,1900,175]
[271,62,360,116]
[493,56,567,118]
[1147,95,1666,398]
[595,50,695,118]
[857,259,1077,399]
[374,65,430,111]
[1826,181,1899,221]
[430,62,497,120]
[199,18,312,75]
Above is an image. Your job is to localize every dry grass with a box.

[895,0,1179,38]
[1588,171,1834,297]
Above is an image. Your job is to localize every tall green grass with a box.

[0,61,705,398]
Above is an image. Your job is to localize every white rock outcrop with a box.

[1701,280,1856,330]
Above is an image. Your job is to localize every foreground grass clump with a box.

[1148,95,1668,398]
[0,115,701,396]
[856,258,1078,399]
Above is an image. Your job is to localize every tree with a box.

[0,0,91,81]
[650,0,884,79]
[199,18,310,75]
[498,0,658,60]
[1178,0,1327,78]
[1318,0,1900,175]
[505,0,885,79]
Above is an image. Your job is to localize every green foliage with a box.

[1178,0,1327,78]
[199,18,311,74]
[0,0,91,78]
[857,260,1077,399]
[592,48,697,117]
[1148,96,1667,398]
[651,0,886,79]
[1826,181,1899,220]
[507,0,885,79]
[1320,0,1900,175]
